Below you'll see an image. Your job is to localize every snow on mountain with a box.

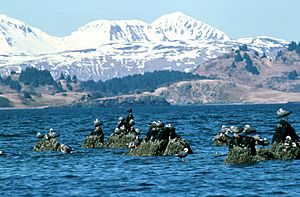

[62,12,228,50]
[63,19,151,49]
[0,14,62,55]
[0,12,289,81]
[237,36,288,54]
[149,12,229,41]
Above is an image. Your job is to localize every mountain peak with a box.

[151,12,198,26]
[154,11,192,21]
[151,12,229,41]
[0,14,23,24]
[0,14,61,55]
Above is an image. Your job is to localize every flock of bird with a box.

[0,107,293,161]
[214,107,293,149]
[36,128,73,154]
[34,107,293,160]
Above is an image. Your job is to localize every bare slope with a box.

[193,49,300,92]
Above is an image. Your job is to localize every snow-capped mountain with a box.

[0,14,62,55]
[0,12,289,81]
[63,19,151,50]
[150,12,229,41]
[62,12,228,50]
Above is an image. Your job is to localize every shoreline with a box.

[0,101,296,110]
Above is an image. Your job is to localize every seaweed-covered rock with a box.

[228,135,257,156]
[225,147,258,165]
[224,132,268,164]
[33,138,61,151]
[82,119,105,148]
[225,139,300,164]
[271,142,300,160]
[104,110,140,149]
[82,135,104,148]
[126,140,164,156]
[164,138,192,156]
[213,133,230,146]
[272,119,299,144]
[104,133,138,148]
[126,121,192,156]
[256,148,274,160]
[33,129,72,153]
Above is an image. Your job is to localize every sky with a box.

[0,0,299,41]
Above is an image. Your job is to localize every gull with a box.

[177,148,189,162]
[277,108,292,118]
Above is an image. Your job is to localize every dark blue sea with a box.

[1,104,300,196]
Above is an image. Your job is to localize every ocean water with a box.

[1,104,300,196]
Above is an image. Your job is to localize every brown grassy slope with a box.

[193,50,300,92]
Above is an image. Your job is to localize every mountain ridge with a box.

[0,12,229,54]
[0,12,289,81]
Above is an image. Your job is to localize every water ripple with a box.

[0,104,300,196]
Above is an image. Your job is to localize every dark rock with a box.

[164,138,193,156]
[228,135,256,156]
[272,119,299,144]
[213,133,231,146]
[33,138,61,152]
[271,142,300,160]
[224,133,265,164]
[126,122,192,156]
[224,120,300,164]
[126,140,165,156]
[33,130,72,153]
[256,149,274,160]
[225,141,300,164]
[104,133,138,149]
[225,147,258,165]
[103,110,141,149]
[82,135,104,148]
[82,122,105,148]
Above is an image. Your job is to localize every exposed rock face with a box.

[157,79,300,105]
[126,121,192,156]
[272,119,299,144]
[70,94,170,108]
[33,138,61,152]
[161,80,248,104]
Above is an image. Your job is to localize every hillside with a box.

[68,79,300,107]
[0,69,205,108]
[193,45,300,92]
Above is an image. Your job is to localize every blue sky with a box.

[0,0,299,41]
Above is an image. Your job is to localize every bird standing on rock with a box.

[277,108,292,118]
[230,126,243,134]
[242,124,256,134]
[36,132,44,139]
